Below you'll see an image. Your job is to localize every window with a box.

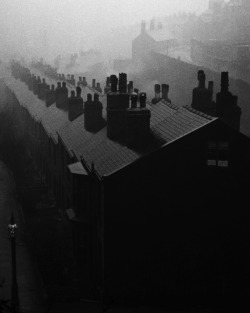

[207,141,229,168]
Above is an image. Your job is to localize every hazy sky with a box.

[0,0,210,60]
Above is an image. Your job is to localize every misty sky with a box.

[0,0,210,60]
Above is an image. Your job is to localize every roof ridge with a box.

[87,85,102,95]
[160,99,179,110]
[182,105,215,121]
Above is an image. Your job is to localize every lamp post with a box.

[8,214,19,312]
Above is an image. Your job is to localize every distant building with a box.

[5,61,250,308]
[132,21,176,65]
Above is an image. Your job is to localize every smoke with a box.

[0,0,209,63]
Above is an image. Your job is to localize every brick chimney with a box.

[107,73,130,141]
[92,79,96,89]
[216,72,241,131]
[55,82,61,107]
[162,84,171,103]
[28,74,35,91]
[77,76,82,86]
[56,82,68,108]
[71,75,75,87]
[38,78,47,100]
[128,81,134,95]
[104,77,111,94]
[82,77,87,87]
[33,76,41,95]
[96,82,102,93]
[84,93,103,132]
[191,70,216,116]
[46,84,56,107]
[68,88,83,121]
[152,84,161,104]
[127,92,151,148]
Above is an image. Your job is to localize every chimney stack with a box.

[139,92,147,108]
[191,70,213,113]
[208,81,214,101]
[92,79,96,88]
[216,72,241,131]
[77,76,82,86]
[68,87,83,121]
[127,92,151,148]
[34,76,41,95]
[71,75,75,87]
[110,75,118,92]
[84,93,103,132]
[46,84,56,107]
[162,84,171,103]
[38,78,47,100]
[96,82,102,93]
[56,81,68,108]
[128,81,134,95]
[152,84,161,104]
[104,77,111,94]
[82,77,87,86]
[119,73,127,93]
[131,93,138,108]
[107,74,129,140]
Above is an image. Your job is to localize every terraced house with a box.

[4,61,250,307]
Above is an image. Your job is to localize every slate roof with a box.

[58,99,217,176]
[5,70,218,177]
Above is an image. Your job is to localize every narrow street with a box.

[0,160,47,313]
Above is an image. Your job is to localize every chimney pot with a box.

[87,93,92,101]
[131,93,138,108]
[106,77,110,87]
[94,93,99,102]
[76,86,81,97]
[139,92,147,108]
[110,75,118,92]
[119,73,127,93]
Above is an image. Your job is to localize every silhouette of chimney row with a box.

[191,70,241,131]
[91,78,102,94]
[65,74,75,87]
[107,72,151,147]
[77,76,88,87]
[152,84,171,104]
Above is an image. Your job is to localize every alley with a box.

[0,160,47,313]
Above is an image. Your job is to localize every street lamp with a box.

[8,214,19,312]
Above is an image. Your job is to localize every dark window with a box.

[207,141,229,168]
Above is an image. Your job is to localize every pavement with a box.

[0,160,48,313]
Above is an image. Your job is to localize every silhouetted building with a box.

[7,61,250,309]
[132,21,175,65]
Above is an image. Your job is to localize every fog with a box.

[0,0,209,62]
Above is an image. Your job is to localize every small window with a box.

[207,141,229,168]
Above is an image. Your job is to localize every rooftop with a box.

[5,67,218,177]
